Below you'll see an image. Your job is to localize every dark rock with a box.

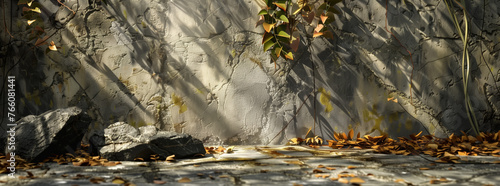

[93,122,205,161]
[149,131,206,158]
[8,107,92,162]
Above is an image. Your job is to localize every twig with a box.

[57,0,76,15]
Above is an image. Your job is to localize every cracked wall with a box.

[1,0,500,145]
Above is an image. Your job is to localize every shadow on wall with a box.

[1,0,282,146]
[2,0,500,148]
[298,0,500,139]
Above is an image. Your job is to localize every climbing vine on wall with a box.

[13,0,73,51]
[256,0,342,63]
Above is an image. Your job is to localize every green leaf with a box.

[258,9,268,15]
[262,32,273,44]
[278,30,290,38]
[276,25,291,38]
[275,46,283,57]
[270,48,279,62]
[279,14,289,23]
[263,40,275,52]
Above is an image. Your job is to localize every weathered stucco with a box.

[1,0,499,145]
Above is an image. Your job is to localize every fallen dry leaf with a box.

[350,177,365,184]
[153,180,166,184]
[338,178,349,184]
[178,177,191,183]
[89,177,105,184]
[312,169,324,173]
[112,177,126,184]
[166,155,176,162]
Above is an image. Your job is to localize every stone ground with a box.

[1,146,499,186]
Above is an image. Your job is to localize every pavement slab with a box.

[1,145,499,185]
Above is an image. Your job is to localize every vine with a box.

[444,0,480,135]
[256,0,342,66]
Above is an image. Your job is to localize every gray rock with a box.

[93,122,205,161]
[8,107,92,162]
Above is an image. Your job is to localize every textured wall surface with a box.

[1,0,499,145]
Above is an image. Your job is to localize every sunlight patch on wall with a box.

[318,87,333,113]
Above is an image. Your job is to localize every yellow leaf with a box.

[49,41,57,51]
[31,7,41,13]
[27,0,33,6]
[262,22,275,33]
[112,178,126,184]
[284,51,293,60]
[27,20,36,25]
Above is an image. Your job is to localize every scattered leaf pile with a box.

[205,146,235,154]
[290,130,500,163]
[0,144,121,175]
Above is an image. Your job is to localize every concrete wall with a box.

[1,0,499,145]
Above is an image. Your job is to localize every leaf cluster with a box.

[17,0,59,51]
[256,0,342,62]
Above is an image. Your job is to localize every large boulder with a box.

[9,107,92,162]
[91,122,205,161]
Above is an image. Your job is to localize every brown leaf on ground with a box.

[312,169,324,173]
[166,155,176,162]
[112,177,126,184]
[153,180,166,184]
[178,177,191,183]
[338,178,349,184]
[89,177,105,184]
[350,177,365,184]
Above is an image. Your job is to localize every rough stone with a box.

[7,107,92,162]
[2,0,500,146]
[93,122,205,161]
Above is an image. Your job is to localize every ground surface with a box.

[1,145,499,185]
